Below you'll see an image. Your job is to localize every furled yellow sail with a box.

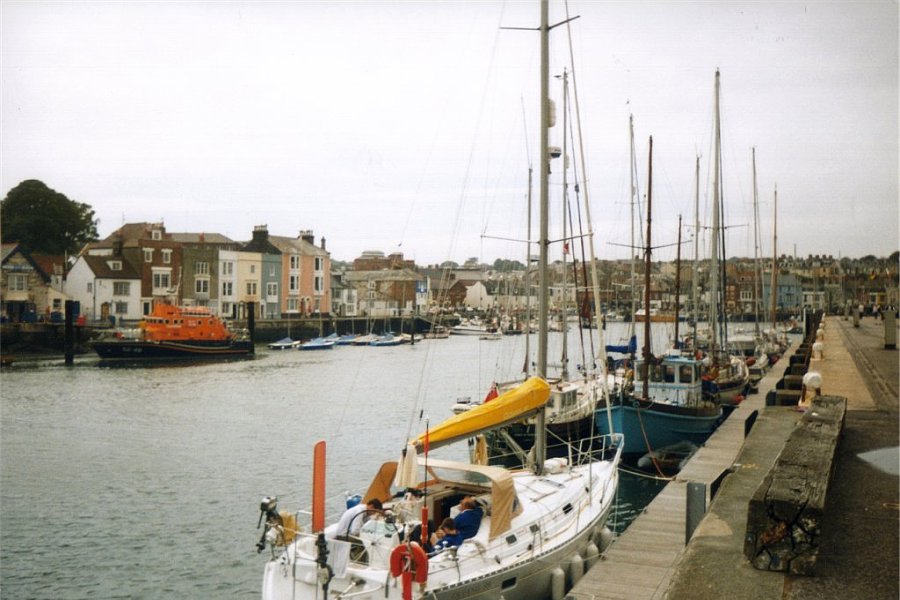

[411,377,550,452]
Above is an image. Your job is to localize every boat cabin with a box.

[634,355,703,406]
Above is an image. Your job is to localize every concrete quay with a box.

[568,316,899,600]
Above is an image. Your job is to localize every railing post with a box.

[686,481,707,545]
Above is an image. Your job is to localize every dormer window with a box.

[108,260,122,271]
[152,230,162,240]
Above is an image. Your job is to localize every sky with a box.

[2,1,897,266]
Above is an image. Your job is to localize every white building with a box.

[66,254,143,323]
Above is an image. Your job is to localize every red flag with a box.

[484,383,499,403]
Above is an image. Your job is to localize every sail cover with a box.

[411,377,550,452]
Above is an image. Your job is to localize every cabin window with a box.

[650,365,663,382]
[505,534,517,545]
[680,365,693,384]
[664,366,676,383]
[501,578,517,591]
[636,363,647,380]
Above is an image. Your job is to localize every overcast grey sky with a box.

[2,1,897,265]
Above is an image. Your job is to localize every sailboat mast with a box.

[771,185,778,328]
[642,136,653,400]
[629,115,638,339]
[534,0,550,474]
[692,154,700,344]
[674,214,682,344]
[560,68,569,380]
[523,164,533,376]
[752,147,762,336]
[709,70,721,359]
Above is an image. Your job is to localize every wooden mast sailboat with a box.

[597,137,721,461]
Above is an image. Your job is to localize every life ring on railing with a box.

[390,542,428,584]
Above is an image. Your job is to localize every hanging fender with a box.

[390,542,429,584]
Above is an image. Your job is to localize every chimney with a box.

[320,236,326,251]
[252,225,269,244]
[299,229,315,245]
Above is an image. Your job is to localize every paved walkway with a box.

[568,316,899,600]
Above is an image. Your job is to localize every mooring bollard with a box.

[798,371,823,410]
[686,482,706,545]
[885,311,897,350]
[812,341,824,360]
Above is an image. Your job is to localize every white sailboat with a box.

[255,4,622,599]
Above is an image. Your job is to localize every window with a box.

[162,249,172,264]
[289,275,299,293]
[290,255,300,270]
[314,276,324,293]
[246,282,258,296]
[195,279,209,294]
[8,274,26,292]
[151,230,162,240]
[87,282,93,294]
[109,260,122,271]
[222,281,233,296]
[153,271,171,290]
[195,262,209,275]
[267,282,278,297]
[250,264,256,274]
[113,282,130,296]
[144,248,153,263]
[53,298,62,310]
[222,262,234,276]
[269,265,276,277]
[115,302,128,314]
[315,257,324,271]
[287,298,298,311]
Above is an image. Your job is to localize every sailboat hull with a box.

[595,401,722,456]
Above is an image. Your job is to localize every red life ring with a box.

[389,542,429,584]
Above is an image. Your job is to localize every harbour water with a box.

[1,323,670,599]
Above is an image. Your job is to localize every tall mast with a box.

[752,147,762,336]
[674,214,682,344]
[709,70,721,359]
[523,164,533,376]
[533,0,550,474]
[770,185,778,328]
[642,136,653,400]
[629,115,638,339]
[692,154,700,344]
[560,68,569,380]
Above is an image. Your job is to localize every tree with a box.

[1,180,98,255]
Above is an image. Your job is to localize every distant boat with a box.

[268,337,299,350]
[634,308,676,323]
[335,334,359,345]
[92,304,253,361]
[299,336,335,350]
[369,333,403,347]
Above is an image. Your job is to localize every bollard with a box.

[885,311,897,350]
[64,299,75,366]
[798,371,823,410]
[853,310,860,328]
[812,341,824,360]
[686,482,706,545]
